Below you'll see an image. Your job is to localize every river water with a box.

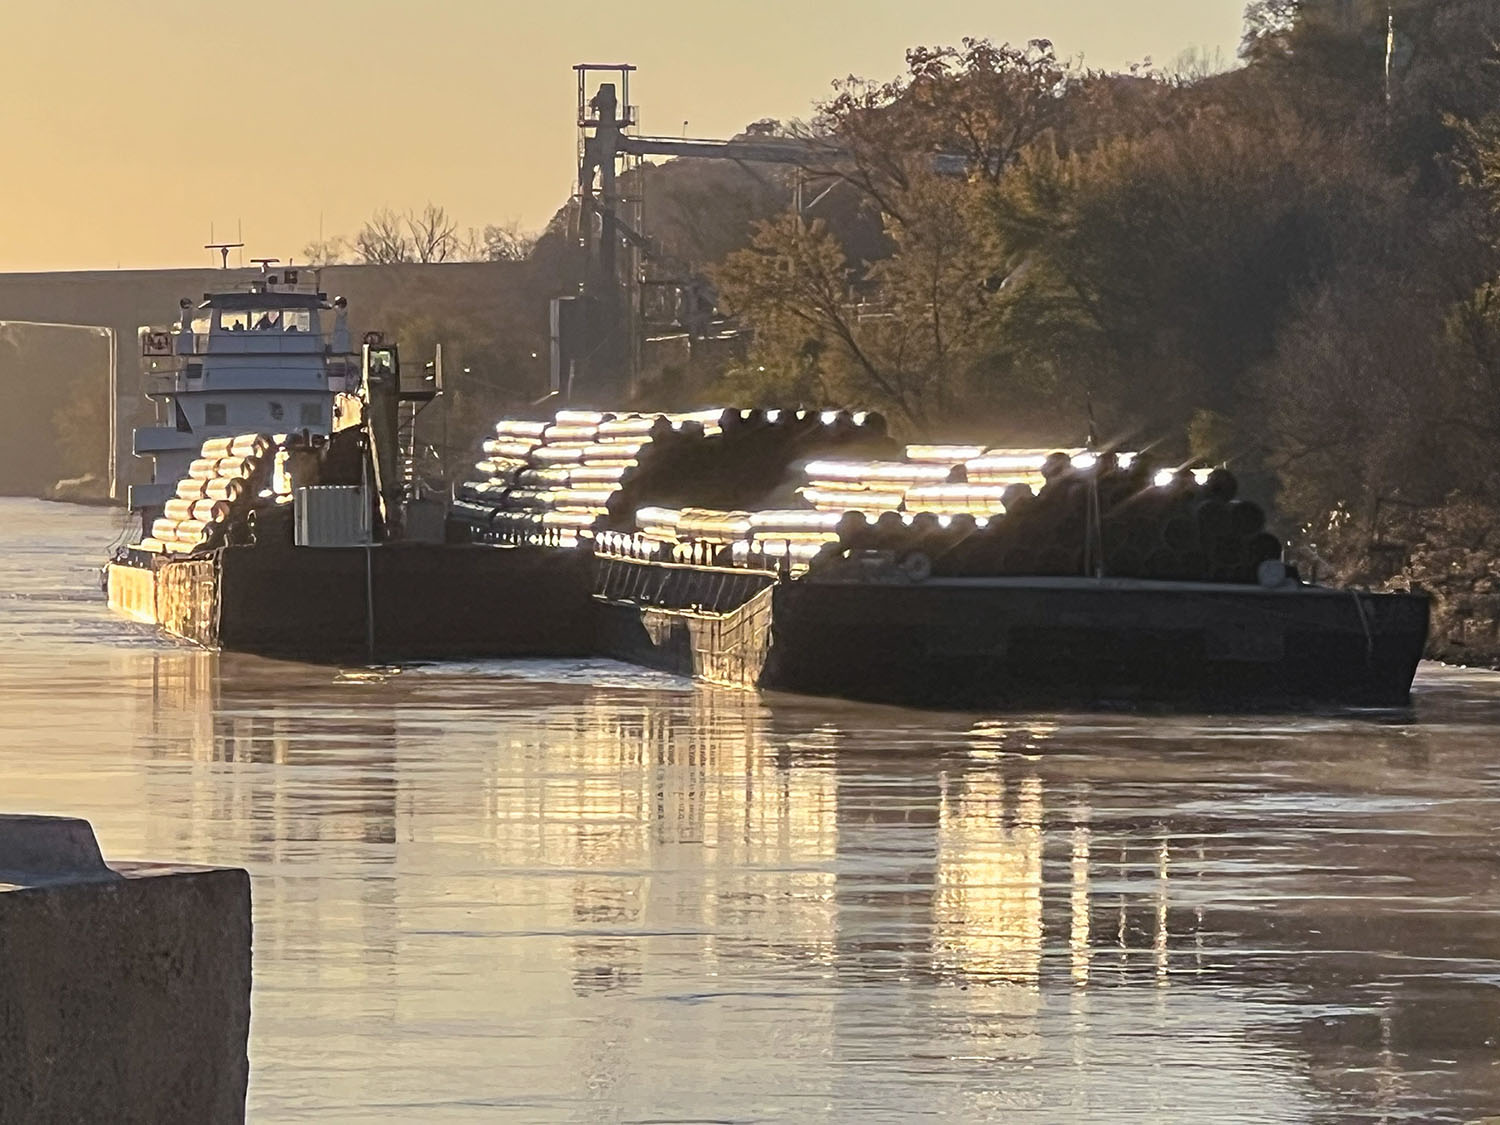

[4,498,1500,1122]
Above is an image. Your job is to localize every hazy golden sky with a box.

[2,0,1246,272]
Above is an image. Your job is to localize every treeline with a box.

[630,1,1500,598]
[302,204,537,266]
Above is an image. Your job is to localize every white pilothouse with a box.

[131,266,358,523]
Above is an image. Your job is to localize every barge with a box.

[453,407,1427,710]
[105,381,1428,708]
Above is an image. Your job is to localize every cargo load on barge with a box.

[448,406,1429,709]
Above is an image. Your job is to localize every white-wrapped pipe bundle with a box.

[965,449,1079,476]
[230,434,271,458]
[804,459,953,485]
[204,478,245,502]
[191,499,232,522]
[569,462,635,485]
[187,457,221,481]
[748,510,848,533]
[475,457,528,479]
[676,508,753,539]
[596,414,659,440]
[635,506,682,540]
[903,484,1013,515]
[164,498,230,522]
[137,538,167,553]
[515,467,572,489]
[175,479,209,500]
[531,443,593,466]
[748,529,839,546]
[482,437,540,457]
[461,480,510,500]
[495,419,549,440]
[579,441,644,461]
[213,455,254,478]
[199,437,236,458]
[486,439,543,460]
[541,508,605,530]
[904,444,985,464]
[555,409,615,426]
[551,486,617,509]
[543,423,601,443]
[959,469,1048,489]
[151,518,214,545]
[798,486,904,513]
[169,518,213,544]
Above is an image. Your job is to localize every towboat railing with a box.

[145,332,343,357]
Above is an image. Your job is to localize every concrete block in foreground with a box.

[0,814,251,1124]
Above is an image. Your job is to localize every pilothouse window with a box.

[219,308,311,332]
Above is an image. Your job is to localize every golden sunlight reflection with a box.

[933,770,1044,987]
[477,690,841,974]
[1071,811,1092,987]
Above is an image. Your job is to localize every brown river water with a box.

[4,498,1500,1122]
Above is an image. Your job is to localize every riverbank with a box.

[1356,497,1500,667]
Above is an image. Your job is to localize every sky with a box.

[0,0,1249,272]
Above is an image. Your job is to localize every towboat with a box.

[129,266,357,531]
[105,283,596,660]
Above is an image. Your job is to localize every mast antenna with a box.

[204,242,244,269]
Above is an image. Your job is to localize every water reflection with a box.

[8,501,1500,1120]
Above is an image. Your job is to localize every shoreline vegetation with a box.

[26,0,1500,663]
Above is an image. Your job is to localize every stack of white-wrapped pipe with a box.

[455,410,684,547]
[453,408,801,548]
[135,433,273,555]
[589,447,1250,581]
[453,407,1278,583]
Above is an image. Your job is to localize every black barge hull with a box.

[764,577,1429,709]
[111,548,1429,709]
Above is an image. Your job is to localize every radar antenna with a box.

[204,242,244,269]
